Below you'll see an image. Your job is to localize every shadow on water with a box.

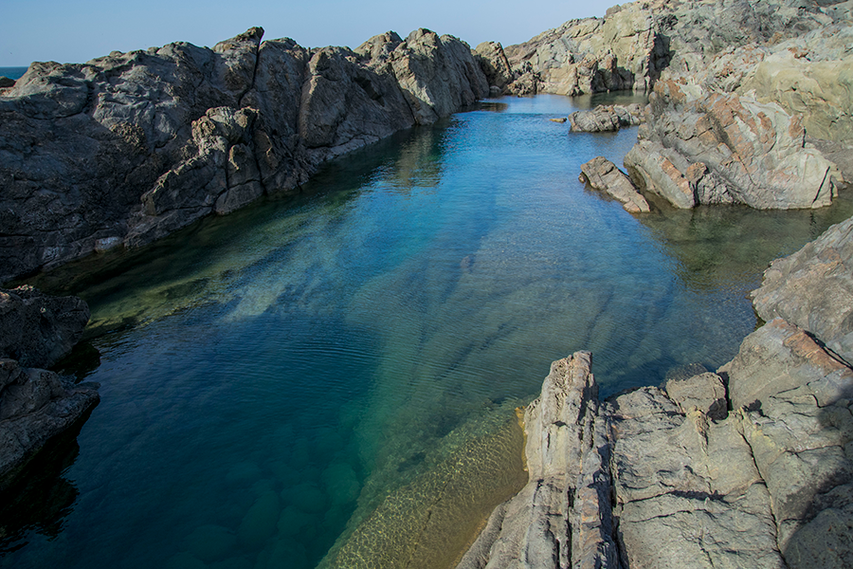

[0,412,92,555]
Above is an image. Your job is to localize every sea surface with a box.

[3,94,852,569]
[0,67,27,80]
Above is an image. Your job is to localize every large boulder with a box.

[569,103,643,133]
[624,81,839,209]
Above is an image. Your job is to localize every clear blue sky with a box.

[1,0,617,67]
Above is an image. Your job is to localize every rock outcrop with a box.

[579,156,650,213]
[568,103,643,132]
[459,210,853,568]
[0,27,488,283]
[0,286,99,491]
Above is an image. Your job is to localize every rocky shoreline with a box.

[457,214,853,568]
[2,0,853,566]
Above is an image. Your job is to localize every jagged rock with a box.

[752,216,853,365]
[474,41,514,95]
[0,287,99,491]
[579,156,650,213]
[569,103,643,132]
[0,77,14,88]
[624,81,838,209]
[456,352,618,569]
[0,27,490,283]
[0,286,89,368]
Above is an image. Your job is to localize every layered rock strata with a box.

[459,215,853,568]
[0,27,488,283]
[579,156,650,213]
[0,286,99,490]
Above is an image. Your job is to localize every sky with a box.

[1,0,618,67]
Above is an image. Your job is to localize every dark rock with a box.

[0,76,14,88]
[0,286,89,369]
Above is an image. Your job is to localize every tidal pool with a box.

[3,94,852,569]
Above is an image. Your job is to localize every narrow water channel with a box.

[3,94,851,569]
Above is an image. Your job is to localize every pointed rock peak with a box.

[355,31,403,59]
[407,28,437,42]
[214,27,265,53]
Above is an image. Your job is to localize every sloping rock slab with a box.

[580,156,650,213]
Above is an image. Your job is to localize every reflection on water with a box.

[6,94,853,569]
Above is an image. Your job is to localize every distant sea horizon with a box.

[0,66,28,80]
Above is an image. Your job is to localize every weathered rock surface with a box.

[0,287,98,491]
[0,27,487,282]
[457,352,619,569]
[624,80,839,209]
[752,215,853,365]
[579,156,650,213]
[569,103,643,132]
[461,212,853,567]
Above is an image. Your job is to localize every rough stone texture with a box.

[569,103,643,132]
[0,286,90,369]
[608,387,785,569]
[579,156,650,213]
[0,27,488,283]
[456,352,618,569]
[752,216,853,365]
[664,371,727,420]
[624,80,839,209]
[0,287,99,491]
[474,42,514,96]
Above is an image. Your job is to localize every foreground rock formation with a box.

[0,27,488,283]
[0,287,99,490]
[458,213,853,568]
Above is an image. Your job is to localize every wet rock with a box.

[579,156,650,213]
[0,286,89,369]
[751,216,853,365]
[569,103,643,132]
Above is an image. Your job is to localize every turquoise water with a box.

[3,94,853,569]
[0,67,26,80]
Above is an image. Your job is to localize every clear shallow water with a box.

[4,94,853,569]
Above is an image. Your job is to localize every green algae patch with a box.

[322,411,527,569]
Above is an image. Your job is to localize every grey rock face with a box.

[0,27,488,283]
[474,41,514,96]
[752,216,853,365]
[457,352,618,569]
[579,156,650,213]
[664,371,727,419]
[569,103,643,133]
[0,287,99,491]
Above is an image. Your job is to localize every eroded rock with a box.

[569,103,643,132]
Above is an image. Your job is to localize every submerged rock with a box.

[459,211,853,568]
